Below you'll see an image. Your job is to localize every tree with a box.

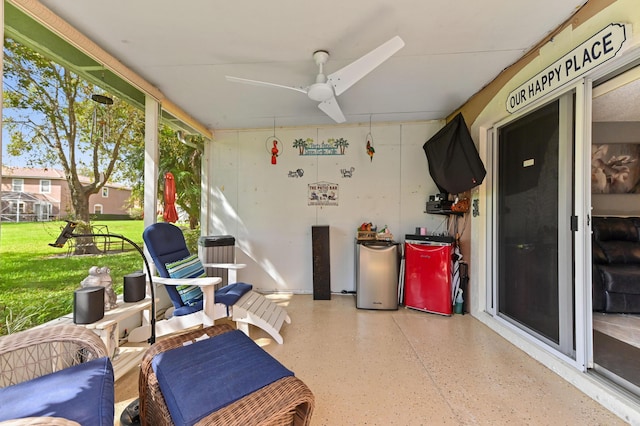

[3,38,144,253]
[160,131,202,229]
[121,125,202,229]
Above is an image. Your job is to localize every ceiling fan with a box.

[225,36,405,123]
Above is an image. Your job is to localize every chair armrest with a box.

[202,263,246,270]
[152,277,221,287]
[0,325,108,387]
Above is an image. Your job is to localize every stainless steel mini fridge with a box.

[355,240,400,310]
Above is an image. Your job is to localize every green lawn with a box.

[0,220,146,335]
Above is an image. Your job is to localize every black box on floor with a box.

[312,225,331,300]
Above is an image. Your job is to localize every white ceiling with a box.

[39,0,588,131]
[593,78,640,122]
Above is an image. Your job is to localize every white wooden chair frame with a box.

[128,263,290,344]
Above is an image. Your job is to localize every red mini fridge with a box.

[404,235,454,315]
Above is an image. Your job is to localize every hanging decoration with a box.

[294,138,349,156]
[266,118,282,165]
[288,169,304,178]
[89,88,113,153]
[366,115,375,162]
[340,167,355,178]
[308,182,339,206]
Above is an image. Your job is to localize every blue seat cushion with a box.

[173,299,204,316]
[215,282,252,307]
[152,330,293,426]
[0,356,114,426]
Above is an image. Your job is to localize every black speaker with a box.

[74,286,105,324]
[123,272,146,302]
[312,225,331,300]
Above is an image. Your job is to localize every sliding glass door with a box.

[495,94,575,356]
[591,64,640,392]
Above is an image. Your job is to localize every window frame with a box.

[12,179,24,192]
[40,179,51,194]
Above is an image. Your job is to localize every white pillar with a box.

[200,137,210,235]
[144,96,159,231]
[143,95,159,280]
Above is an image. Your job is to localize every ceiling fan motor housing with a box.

[307,83,334,101]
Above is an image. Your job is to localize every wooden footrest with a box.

[232,291,291,344]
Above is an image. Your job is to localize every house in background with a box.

[0,166,132,222]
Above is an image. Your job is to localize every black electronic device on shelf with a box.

[425,192,462,216]
[426,199,454,214]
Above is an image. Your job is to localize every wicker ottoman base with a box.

[139,325,314,425]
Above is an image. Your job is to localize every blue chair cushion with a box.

[173,299,204,316]
[215,282,253,307]
[143,223,193,310]
[0,356,114,426]
[152,330,293,426]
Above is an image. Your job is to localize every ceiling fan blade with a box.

[318,97,346,123]
[328,36,405,97]
[225,75,308,95]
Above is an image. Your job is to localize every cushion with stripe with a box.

[165,254,205,306]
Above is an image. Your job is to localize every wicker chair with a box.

[139,324,315,426]
[0,325,113,425]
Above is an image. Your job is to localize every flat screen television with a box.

[423,112,486,195]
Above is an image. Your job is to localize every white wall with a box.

[205,121,444,293]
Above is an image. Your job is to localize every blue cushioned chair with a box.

[132,223,290,344]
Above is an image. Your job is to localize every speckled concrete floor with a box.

[115,294,625,425]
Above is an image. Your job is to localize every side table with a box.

[43,296,152,381]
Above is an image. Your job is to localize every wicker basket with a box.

[356,231,376,240]
[376,233,394,241]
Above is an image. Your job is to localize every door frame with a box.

[486,80,590,370]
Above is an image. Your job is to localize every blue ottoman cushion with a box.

[0,356,114,426]
[152,329,293,426]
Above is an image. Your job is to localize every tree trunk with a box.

[72,190,102,255]
[189,215,198,230]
